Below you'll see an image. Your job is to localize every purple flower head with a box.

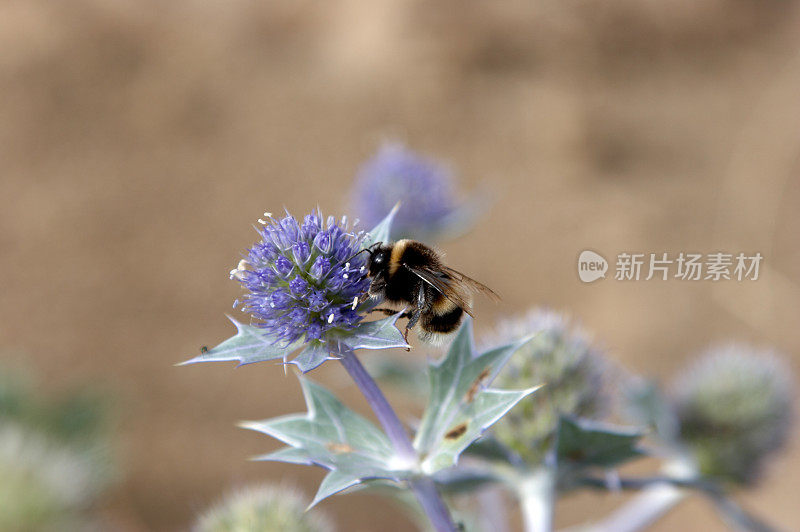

[234,210,370,346]
[352,143,460,239]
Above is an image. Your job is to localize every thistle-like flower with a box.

[670,344,794,484]
[184,209,408,372]
[194,484,333,532]
[485,309,609,464]
[352,143,462,240]
[232,211,370,346]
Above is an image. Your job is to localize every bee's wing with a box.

[441,266,501,302]
[403,264,497,317]
[404,265,475,316]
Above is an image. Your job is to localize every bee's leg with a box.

[402,284,427,351]
[369,308,412,317]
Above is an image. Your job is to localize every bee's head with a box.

[367,243,391,276]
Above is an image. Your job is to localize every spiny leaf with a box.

[311,470,363,508]
[288,343,332,373]
[178,316,297,367]
[556,415,644,468]
[244,377,414,506]
[180,314,406,372]
[362,203,400,249]
[413,318,541,474]
[346,312,409,351]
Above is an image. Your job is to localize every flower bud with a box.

[670,344,794,484]
[485,309,610,464]
[194,484,333,532]
[352,143,460,240]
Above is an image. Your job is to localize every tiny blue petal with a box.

[292,242,311,265]
[289,276,309,296]
[314,231,333,254]
[268,289,293,310]
[274,256,293,277]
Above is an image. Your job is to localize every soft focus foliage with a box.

[670,344,795,484]
[0,425,100,531]
[0,366,113,530]
[485,309,610,464]
[194,484,333,532]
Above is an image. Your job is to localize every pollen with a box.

[229,260,251,280]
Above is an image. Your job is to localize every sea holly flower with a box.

[669,344,794,485]
[483,309,610,464]
[351,143,485,241]
[235,211,368,345]
[194,484,333,532]
[180,208,407,372]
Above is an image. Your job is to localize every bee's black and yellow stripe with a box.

[382,239,466,341]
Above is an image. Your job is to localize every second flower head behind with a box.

[352,143,462,241]
[484,308,611,464]
[230,211,370,347]
[669,344,794,485]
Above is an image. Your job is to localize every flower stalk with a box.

[518,467,556,532]
[338,350,457,532]
[586,482,686,532]
[338,350,415,460]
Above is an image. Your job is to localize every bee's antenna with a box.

[344,242,381,265]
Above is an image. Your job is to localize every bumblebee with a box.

[362,239,498,344]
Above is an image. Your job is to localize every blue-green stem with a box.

[339,350,457,532]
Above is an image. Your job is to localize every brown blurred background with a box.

[2,1,799,530]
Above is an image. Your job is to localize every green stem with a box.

[519,468,556,532]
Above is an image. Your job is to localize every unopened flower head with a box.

[670,344,794,484]
[194,484,333,532]
[232,211,370,346]
[487,309,609,463]
[353,143,458,239]
[0,425,98,530]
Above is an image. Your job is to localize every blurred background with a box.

[1,0,799,530]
